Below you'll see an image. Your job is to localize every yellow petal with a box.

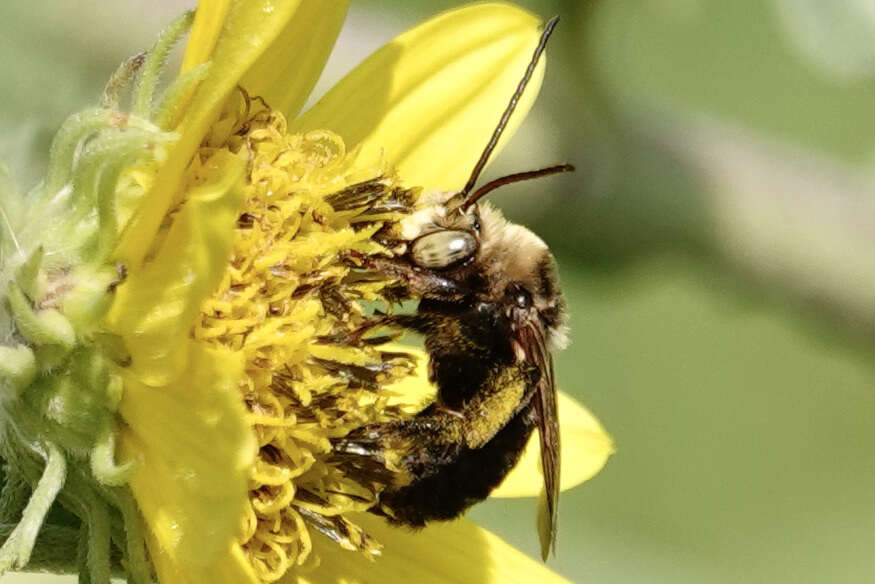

[181,0,231,73]
[148,541,258,584]
[288,514,571,584]
[493,392,614,498]
[117,0,307,266]
[105,150,244,386]
[240,1,350,121]
[292,2,545,191]
[118,342,257,583]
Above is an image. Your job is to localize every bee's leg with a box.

[318,313,426,346]
[435,404,465,419]
[332,427,396,484]
[341,250,466,301]
[333,423,391,460]
[332,413,458,492]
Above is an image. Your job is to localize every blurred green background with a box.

[1,1,871,583]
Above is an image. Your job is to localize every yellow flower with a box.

[0,2,613,583]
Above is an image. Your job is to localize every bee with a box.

[334,16,571,559]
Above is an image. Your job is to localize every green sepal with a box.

[60,265,118,333]
[0,345,37,397]
[14,246,45,302]
[90,427,136,487]
[153,61,212,129]
[131,10,195,119]
[0,10,205,582]
[32,345,72,374]
[6,282,75,350]
[25,350,116,458]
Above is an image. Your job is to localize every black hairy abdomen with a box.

[418,298,515,408]
[381,404,537,527]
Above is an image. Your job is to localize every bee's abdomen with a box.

[380,404,537,526]
[421,300,515,409]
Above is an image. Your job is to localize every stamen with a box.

[193,93,419,581]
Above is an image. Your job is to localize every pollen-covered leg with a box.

[332,425,398,486]
[318,313,424,346]
[341,250,467,301]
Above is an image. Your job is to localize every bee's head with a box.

[477,203,568,351]
[399,199,568,351]
[398,192,482,270]
[390,14,570,350]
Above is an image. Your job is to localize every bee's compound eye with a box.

[411,230,478,269]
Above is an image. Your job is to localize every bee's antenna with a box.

[463,164,574,208]
[458,15,560,207]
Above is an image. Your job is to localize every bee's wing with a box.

[535,348,560,560]
[517,318,561,560]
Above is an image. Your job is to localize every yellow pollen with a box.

[193,92,420,582]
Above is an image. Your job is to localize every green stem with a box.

[77,524,92,584]
[82,490,111,584]
[0,442,66,573]
[113,489,150,584]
